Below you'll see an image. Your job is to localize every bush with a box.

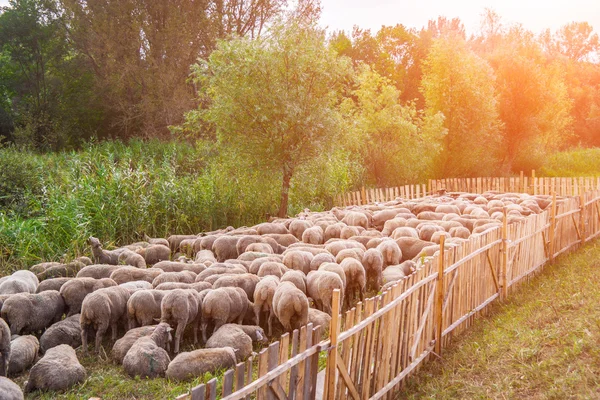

[540,148,600,177]
[0,146,44,218]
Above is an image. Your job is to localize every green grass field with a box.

[398,240,600,399]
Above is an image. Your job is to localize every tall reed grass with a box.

[0,140,356,272]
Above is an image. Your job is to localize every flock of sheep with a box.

[0,190,553,398]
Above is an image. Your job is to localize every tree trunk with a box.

[278,165,293,218]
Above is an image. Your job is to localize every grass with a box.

[540,147,600,177]
[397,240,600,399]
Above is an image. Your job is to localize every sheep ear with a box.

[153,318,161,323]
[166,327,173,332]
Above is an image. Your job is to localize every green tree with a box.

[421,35,502,177]
[186,20,352,217]
[0,0,103,149]
[342,65,445,186]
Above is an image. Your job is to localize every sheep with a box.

[136,244,171,265]
[39,314,82,353]
[196,265,247,281]
[236,235,280,255]
[153,261,206,275]
[167,235,197,253]
[1,291,64,335]
[340,258,366,308]
[309,252,335,271]
[179,238,197,257]
[166,347,237,381]
[111,325,157,363]
[0,318,10,377]
[336,248,365,264]
[289,219,313,240]
[372,209,404,230]
[253,276,279,336]
[282,250,313,275]
[80,286,131,354]
[257,262,288,279]
[0,270,39,295]
[36,277,72,293]
[194,250,216,266]
[376,240,402,267]
[340,225,361,239]
[308,308,331,331]
[0,376,23,400]
[249,257,283,274]
[273,281,309,332]
[151,271,196,288]
[325,240,365,257]
[395,237,435,262]
[382,265,407,283]
[120,280,153,291]
[391,226,419,240]
[262,233,299,247]
[88,236,121,265]
[123,322,172,378]
[307,271,344,315]
[206,324,266,361]
[24,344,85,393]
[255,222,289,235]
[213,273,260,302]
[109,266,163,284]
[245,243,274,254]
[201,287,251,342]
[29,262,62,275]
[212,236,241,262]
[7,335,38,376]
[362,248,383,291]
[341,211,369,229]
[318,263,347,289]
[302,225,324,245]
[430,231,451,244]
[60,277,117,316]
[155,281,212,292]
[280,270,307,294]
[143,234,170,248]
[324,223,345,242]
[160,289,201,353]
[118,249,147,268]
[35,261,84,280]
[76,264,120,279]
[127,289,168,330]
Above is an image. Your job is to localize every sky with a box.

[318,0,600,35]
[0,0,597,37]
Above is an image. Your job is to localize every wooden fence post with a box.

[531,170,536,195]
[519,171,524,193]
[324,289,341,400]
[434,235,445,355]
[580,192,586,242]
[549,192,557,262]
[500,207,508,300]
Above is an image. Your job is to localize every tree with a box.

[186,20,352,217]
[480,25,573,171]
[59,0,286,139]
[421,35,502,177]
[342,65,445,186]
[0,0,102,149]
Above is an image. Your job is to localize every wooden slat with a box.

[222,370,234,397]
[288,329,300,396]
[191,384,205,400]
[207,378,217,400]
[234,362,245,393]
[278,333,290,391]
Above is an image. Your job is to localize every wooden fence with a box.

[334,172,600,206]
[177,181,600,400]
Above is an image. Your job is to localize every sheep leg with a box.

[213,319,225,334]
[192,322,199,345]
[127,315,136,331]
[174,322,186,353]
[81,323,90,355]
[267,309,274,337]
[95,322,109,354]
[254,306,261,327]
[111,321,118,341]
